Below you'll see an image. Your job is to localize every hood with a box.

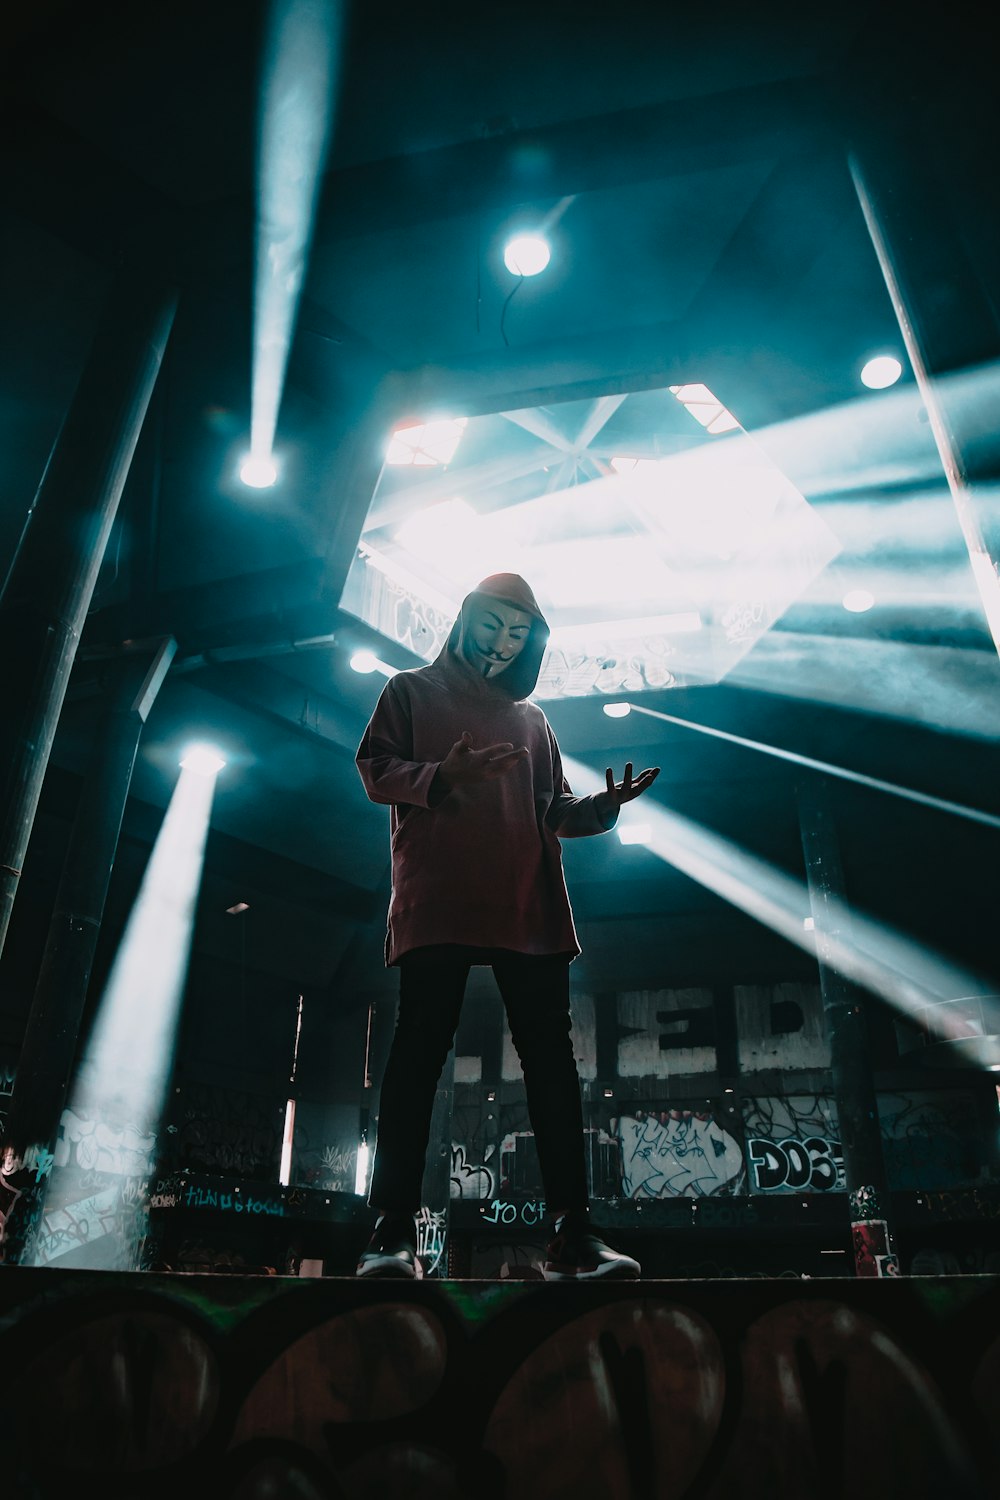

[439,573,549,700]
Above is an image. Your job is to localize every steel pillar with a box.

[798,782,898,1277]
[0,273,178,962]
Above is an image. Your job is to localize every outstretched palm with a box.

[604,761,660,810]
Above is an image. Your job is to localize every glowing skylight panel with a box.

[669,383,741,435]
[609,456,661,475]
[386,417,468,467]
[341,382,840,700]
[530,536,675,608]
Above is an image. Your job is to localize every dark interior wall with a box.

[0,215,112,584]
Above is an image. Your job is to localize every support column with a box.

[0,272,178,962]
[798,782,898,1277]
[0,639,175,1262]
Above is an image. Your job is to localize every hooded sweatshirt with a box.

[356,574,617,963]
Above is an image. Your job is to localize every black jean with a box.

[368,945,589,1214]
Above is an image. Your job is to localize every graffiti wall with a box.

[160,1079,282,1181]
[288,1100,362,1194]
[0,1266,995,1499]
[25,1099,160,1270]
[0,1049,15,1112]
[742,1094,844,1195]
[615,1109,746,1199]
[878,1089,991,1190]
[616,988,716,1076]
[448,1084,994,1207]
[735,982,830,1071]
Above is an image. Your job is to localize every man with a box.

[354,573,659,1279]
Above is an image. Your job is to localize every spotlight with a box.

[603,702,632,719]
[860,355,902,390]
[842,588,875,613]
[350,650,398,678]
[503,234,550,276]
[180,744,227,777]
[240,454,278,488]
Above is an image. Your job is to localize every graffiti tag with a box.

[747,1136,843,1193]
[482,1199,547,1226]
[616,1113,744,1199]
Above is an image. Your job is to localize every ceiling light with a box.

[503,234,550,276]
[860,355,902,390]
[842,588,875,613]
[180,744,227,777]
[240,454,278,488]
[803,916,815,931]
[350,650,397,678]
[603,702,631,719]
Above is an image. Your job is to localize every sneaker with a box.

[541,1213,641,1281]
[356,1213,421,1279]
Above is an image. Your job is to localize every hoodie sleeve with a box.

[543,722,618,838]
[356,677,443,808]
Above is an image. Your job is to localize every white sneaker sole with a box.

[356,1255,420,1279]
[541,1258,641,1281]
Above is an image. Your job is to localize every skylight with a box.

[342,383,839,700]
[669,383,741,435]
[385,417,468,467]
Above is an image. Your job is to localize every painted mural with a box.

[742,1094,845,1194]
[0,1268,995,1499]
[878,1089,989,1190]
[735,981,830,1071]
[615,1109,746,1199]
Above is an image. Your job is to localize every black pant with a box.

[368,945,589,1214]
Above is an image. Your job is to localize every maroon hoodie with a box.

[356,574,617,963]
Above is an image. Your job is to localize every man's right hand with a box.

[436,731,528,790]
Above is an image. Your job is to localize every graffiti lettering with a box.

[416,1206,447,1275]
[482,1199,547,1227]
[697,1198,761,1228]
[450,1144,495,1200]
[748,1136,843,1193]
[55,1106,156,1179]
[183,1185,285,1217]
[319,1143,358,1188]
[616,1113,744,1199]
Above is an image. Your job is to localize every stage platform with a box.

[0,1266,997,1498]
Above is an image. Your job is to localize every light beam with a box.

[624,705,1000,833]
[564,754,997,1063]
[249,0,342,474]
[32,757,223,1265]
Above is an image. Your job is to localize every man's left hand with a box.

[604,762,660,810]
